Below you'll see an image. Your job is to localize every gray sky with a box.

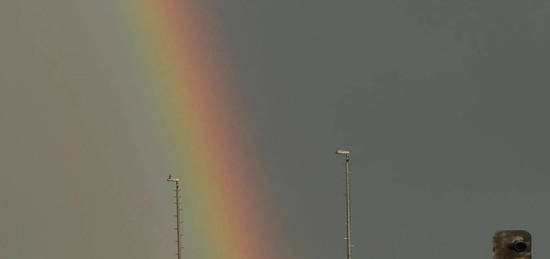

[2,0,550,258]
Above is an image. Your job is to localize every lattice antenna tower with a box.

[167,174,183,259]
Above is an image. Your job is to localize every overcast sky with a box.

[2,1,550,259]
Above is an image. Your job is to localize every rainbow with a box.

[117,1,283,258]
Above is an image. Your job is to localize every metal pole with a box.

[167,175,183,259]
[344,153,352,259]
[336,150,352,259]
[175,181,182,259]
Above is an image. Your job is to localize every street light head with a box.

[336,149,351,155]
[167,174,180,182]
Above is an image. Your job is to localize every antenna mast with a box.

[336,149,352,259]
[167,174,183,259]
